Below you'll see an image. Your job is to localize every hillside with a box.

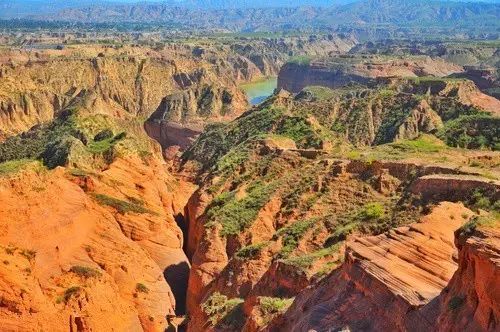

[180,81,499,330]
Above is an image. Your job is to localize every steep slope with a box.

[277,55,464,93]
[0,154,196,331]
[180,87,499,330]
[272,211,499,331]
[0,45,247,139]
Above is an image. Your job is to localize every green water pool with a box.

[240,77,277,105]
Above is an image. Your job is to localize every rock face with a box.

[144,84,248,154]
[0,45,247,139]
[434,226,500,331]
[0,155,196,331]
[278,56,463,93]
[269,202,498,332]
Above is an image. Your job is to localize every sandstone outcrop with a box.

[0,155,196,331]
[269,202,494,332]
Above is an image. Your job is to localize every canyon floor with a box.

[0,32,498,332]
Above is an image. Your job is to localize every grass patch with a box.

[259,297,293,322]
[92,194,158,215]
[136,283,149,293]
[202,292,245,327]
[63,286,81,304]
[235,242,269,260]
[390,135,445,153]
[206,181,276,237]
[302,86,336,101]
[275,219,315,258]
[0,159,38,176]
[280,244,340,270]
[288,55,311,66]
[69,266,102,279]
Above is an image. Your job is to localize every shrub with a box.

[275,219,315,257]
[280,244,340,270]
[207,181,276,236]
[69,266,102,278]
[202,292,244,327]
[259,297,293,317]
[277,117,322,149]
[325,222,358,246]
[358,203,385,221]
[136,283,149,293]
[92,194,158,215]
[63,286,81,303]
[235,242,268,259]
[439,114,499,150]
[94,129,114,141]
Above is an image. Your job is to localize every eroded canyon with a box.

[0,29,499,332]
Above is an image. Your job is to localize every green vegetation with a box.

[302,86,336,101]
[206,181,276,236]
[202,292,245,328]
[280,244,340,270]
[358,202,385,221]
[439,114,499,150]
[235,242,269,260]
[63,286,81,303]
[87,132,126,154]
[277,117,322,148]
[0,159,40,176]
[69,266,102,279]
[288,56,311,66]
[183,107,283,170]
[467,189,500,212]
[275,219,315,257]
[0,109,80,168]
[390,135,445,153]
[92,194,158,215]
[259,297,293,320]
[459,213,499,237]
[136,283,149,293]
[94,129,114,141]
[326,222,359,245]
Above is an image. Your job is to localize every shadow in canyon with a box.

[164,261,190,316]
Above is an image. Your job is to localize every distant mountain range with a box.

[1,0,499,34]
[0,0,354,18]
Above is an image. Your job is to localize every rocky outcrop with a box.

[145,84,248,155]
[270,202,487,332]
[410,174,500,202]
[0,155,196,331]
[433,226,500,331]
[278,56,463,93]
[395,100,443,141]
[0,45,247,139]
